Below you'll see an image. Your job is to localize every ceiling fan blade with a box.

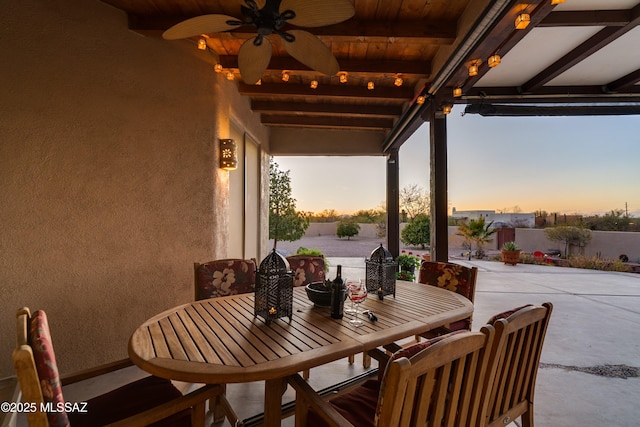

[280,0,355,27]
[283,30,339,76]
[163,14,239,40]
[238,37,272,84]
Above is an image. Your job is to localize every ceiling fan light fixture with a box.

[197,38,207,50]
[310,80,318,89]
[515,13,530,29]
[367,81,375,90]
[488,54,501,67]
[453,87,463,97]
[339,72,348,83]
[281,70,290,82]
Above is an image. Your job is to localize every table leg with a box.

[263,377,287,427]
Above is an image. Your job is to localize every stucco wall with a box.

[0,0,268,377]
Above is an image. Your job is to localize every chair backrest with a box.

[418,261,478,329]
[194,258,257,300]
[13,307,69,427]
[482,303,553,427]
[376,328,495,427]
[285,255,327,287]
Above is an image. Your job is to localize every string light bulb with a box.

[515,13,530,29]
[469,64,479,76]
[310,80,318,89]
[339,72,348,83]
[367,81,375,90]
[416,95,426,105]
[255,79,262,85]
[488,54,501,67]
[226,71,235,81]
[197,38,207,50]
[551,0,565,4]
[394,75,403,87]
[442,105,452,115]
[453,87,462,97]
[214,63,223,73]
[281,70,290,82]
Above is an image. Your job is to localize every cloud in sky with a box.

[275,105,640,216]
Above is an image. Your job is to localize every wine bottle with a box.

[330,265,345,319]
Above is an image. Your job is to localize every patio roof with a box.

[101,0,640,153]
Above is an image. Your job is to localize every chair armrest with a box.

[60,358,134,386]
[104,383,223,427]
[287,374,353,427]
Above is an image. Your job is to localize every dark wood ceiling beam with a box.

[219,56,430,75]
[464,103,640,116]
[521,4,640,92]
[461,85,640,103]
[260,115,394,130]
[606,69,640,92]
[126,15,456,43]
[539,10,631,27]
[251,101,402,118]
[238,83,413,101]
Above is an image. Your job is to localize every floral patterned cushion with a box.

[195,258,256,300]
[486,304,533,325]
[29,310,70,427]
[286,255,326,287]
[418,261,476,301]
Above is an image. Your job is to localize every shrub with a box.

[401,214,431,249]
[336,221,360,240]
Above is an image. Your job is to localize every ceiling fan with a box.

[163,0,355,84]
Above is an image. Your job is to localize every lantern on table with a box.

[254,249,294,324]
[365,244,397,298]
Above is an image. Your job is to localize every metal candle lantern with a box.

[254,249,294,324]
[365,244,397,298]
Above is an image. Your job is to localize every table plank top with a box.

[129,281,473,384]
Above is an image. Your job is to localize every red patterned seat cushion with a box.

[418,261,474,300]
[286,255,326,287]
[29,310,70,427]
[67,376,190,427]
[196,258,256,299]
[486,304,533,325]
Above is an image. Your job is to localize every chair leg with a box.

[521,407,534,427]
[191,401,206,427]
[302,369,310,380]
[348,354,355,364]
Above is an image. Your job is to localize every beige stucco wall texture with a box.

[1,0,268,377]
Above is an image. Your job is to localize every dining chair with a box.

[417,260,479,338]
[194,258,257,300]
[287,328,495,427]
[286,255,327,287]
[12,307,232,427]
[482,302,553,427]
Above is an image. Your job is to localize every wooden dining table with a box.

[128,280,474,426]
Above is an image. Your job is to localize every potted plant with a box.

[501,241,521,265]
[396,251,421,274]
[396,270,415,282]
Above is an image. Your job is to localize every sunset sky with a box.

[274,105,640,217]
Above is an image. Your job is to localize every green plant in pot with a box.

[501,241,521,265]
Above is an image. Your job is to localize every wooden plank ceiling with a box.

[101,0,640,149]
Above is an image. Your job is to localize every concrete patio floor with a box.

[17,255,640,427]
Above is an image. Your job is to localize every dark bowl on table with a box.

[305,281,348,307]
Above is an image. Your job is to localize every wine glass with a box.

[344,279,359,315]
[348,280,368,327]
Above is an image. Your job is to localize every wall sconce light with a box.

[416,95,426,105]
[214,63,223,73]
[442,105,452,115]
[339,72,348,83]
[367,81,375,90]
[515,13,531,29]
[219,139,238,171]
[551,0,565,4]
[488,54,501,68]
[394,75,403,87]
[281,70,290,82]
[310,80,318,89]
[453,87,463,97]
[197,38,207,50]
